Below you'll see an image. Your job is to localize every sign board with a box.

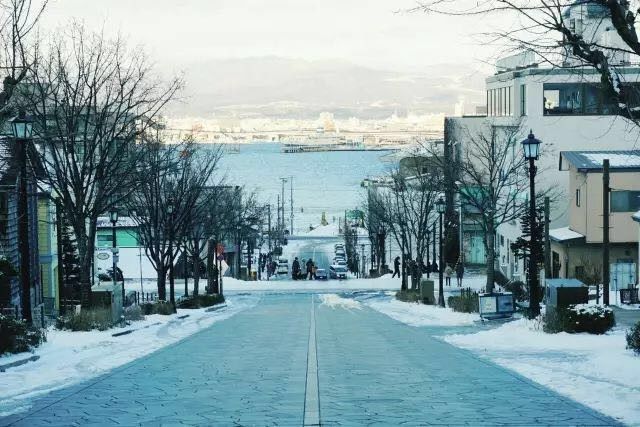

[97,252,110,260]
[479,292,515,320]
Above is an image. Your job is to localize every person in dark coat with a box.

[292,257,300,280]
[431,260,438,273]
[456,263,465,287]
[392,256,401,278]
[306,258,314,280]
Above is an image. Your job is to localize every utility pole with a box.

[267,204,272,252]
[603,159,610,306]
[290,176,294,235]
[280,177,287,234]
[544,197,551,280]
[277,194,281,245]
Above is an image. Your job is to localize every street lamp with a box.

[236,224,242,279]
[11,111,34,323]
[167,197,175,309]
[109,207,122,307]
[522,130,542,317]
[436,197,446,307]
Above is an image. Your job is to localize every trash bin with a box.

[420,279,435,304]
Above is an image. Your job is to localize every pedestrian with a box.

[392,256,401,278]
[456,262,464,287]
[306,258,314,280]
[292,257,300,280]
[431,260,438,273]
[444,264,453,286]
[312,263,318,280]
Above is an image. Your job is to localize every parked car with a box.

[315,268,328,280]
[333,256,345,264]
[335,249,346,258]
[336,260,347,267]
[277,257,289,275]
[329,265,348,280]
[334,243,345,251]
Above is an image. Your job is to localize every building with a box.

[444,1,640,281]
[549,151,639,290]
[37,191,60,317]
[0,138,43,322]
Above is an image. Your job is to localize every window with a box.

[0,192,7,236]
[508,86,511,115]
[576,188,581,207]
[520,84,526,116]
[543,83,619,115]
[610,191,640,212]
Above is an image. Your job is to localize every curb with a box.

[0,355,40,372]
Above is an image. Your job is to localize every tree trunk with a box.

[157,264,167,301]
[192,251,200,296]
[73,219,94,308]
[485,226,495,294]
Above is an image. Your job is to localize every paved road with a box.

[1,294,619,426]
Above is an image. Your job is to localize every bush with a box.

[626,321,640,354]
[395,290,421,303]
[153,301,175,315]
[177,294,225,309]
[0,315,46,354]
[448,288,479,313]
[56,308,113,331]
[544,304,615,334]
[124,306,144,321]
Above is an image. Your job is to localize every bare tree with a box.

[127,140,221,309]
[22,24,181,307]
[441,122,530,292]
[0,0,47,122]
[365,156,443,290]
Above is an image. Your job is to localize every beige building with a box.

[549,151,639,290]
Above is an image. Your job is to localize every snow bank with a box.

[445,319,640,425]
[319,294,362,310]
[306,223,341,237]
[366,298,479,327]
[0,295,258,417]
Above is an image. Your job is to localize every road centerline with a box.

[303,295,321,426]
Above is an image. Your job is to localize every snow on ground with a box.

[306,223,341,237]
[319,294,362,310]
[444,319,640,425]
[224,275,400,292]
[0,295,258,417]
[366,298,479,327]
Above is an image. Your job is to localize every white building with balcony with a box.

[446,1,640,280]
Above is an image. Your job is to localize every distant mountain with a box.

[167,57,486,119]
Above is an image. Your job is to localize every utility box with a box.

[545,279,588,308]
[479,293,515,320]
[420,279,435,305]
[92,283,123,324]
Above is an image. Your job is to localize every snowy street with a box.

[0,291,619,426]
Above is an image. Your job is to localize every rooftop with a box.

[559,150,640,172]
[549,226,585,242]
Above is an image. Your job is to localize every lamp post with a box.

[236,224,242,279]
[167,197,175,310]
[11,111,34,323]
[361,243,365,278]
[109,208,122,307]
[522,130,542,318]
[437,197,446,307]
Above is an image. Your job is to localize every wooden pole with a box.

[603,159,610,306]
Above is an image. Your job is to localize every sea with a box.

[211,143,395,234]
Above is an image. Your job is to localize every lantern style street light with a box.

[11,111,34,323]
[522,130,542,317]
[436,197,446,307]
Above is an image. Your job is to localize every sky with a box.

[39,0,500,116]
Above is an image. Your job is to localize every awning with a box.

[549,227,585,243]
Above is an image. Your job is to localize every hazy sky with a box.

[39,1,500,116]
[41,0,495,73]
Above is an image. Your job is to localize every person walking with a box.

[292,257,300,280]
[392,256,401,278]
[444,263,453,287]
[306,258,314,280]
[456,262,464,287]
